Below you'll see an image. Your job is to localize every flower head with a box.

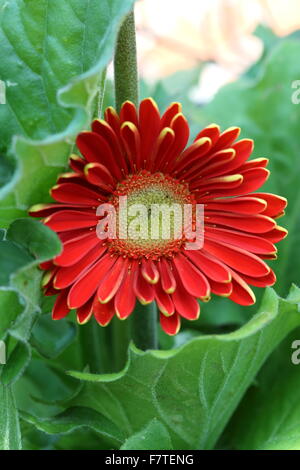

[30,98,287,335]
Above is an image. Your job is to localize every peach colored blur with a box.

[135,0,300,99]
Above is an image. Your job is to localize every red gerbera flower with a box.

[30,98,287,335]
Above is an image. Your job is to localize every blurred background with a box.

[135,0,300,102]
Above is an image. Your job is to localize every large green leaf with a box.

[0,385,22,450]
[0,219,61,384]
[67,287,300,450]
[121,419,173,450]
[21,406,124,448]
[0,0,135,227]
[220,285,300,450]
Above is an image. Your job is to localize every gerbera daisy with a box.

[29,98,287,335]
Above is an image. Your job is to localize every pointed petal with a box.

[204,239,270,277]
[77,297,94,324]
[254,193,287,218]
[185,249,231,283]
[159,311,181,335]
[205,197,267,215]
[50,183,104,205]
[154,282,174,316]
[194,123,220,146]
[52,289,70,320]
[141,259,159,284]
[84,162,115,190]
[173,253,210,299]
[93,299,115,326]
[133,265,155,304]
[158,258,176,293]
[229,270,256,306]
[97,257,128,303]
[68,253,116,309]
[139,98,161,166]
[205,226,276,254]
[54,243,104,288]
[54,232,102,267]
[114,263,137,319]
[205,212,276,233]
[44,210,97,232]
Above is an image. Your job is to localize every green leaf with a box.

[220,285,300,450]
[67,287,300,450]
[0,0,136,227]
[121,419,173,450]
[31,314,76,359]
[0,385,22,450]
[21,406,124,447]
[0,219,61,384]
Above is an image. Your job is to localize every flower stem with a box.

[114,10,157,350]
[114,10,139,111]
[130,302,158,350]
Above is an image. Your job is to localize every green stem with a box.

[114,10,139,111]
[130,302,158,350]
[114,10,157,351]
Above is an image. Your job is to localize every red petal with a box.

[254,193,287,218]
[77,297,94,324]
[204,239,270,277]
[93,299,115,326]
[50,183,104,205]
[185,249,231,283]
[160,312,181,335]
[172,137,212,175]
[151,128,175,170]
[171,271,200,320]
[54,232,102,267]
[104,106,121,137]
[69,154,85,173]
[205,226,276,254]
[193,174,243,192]
[114,263,137,319]
[52,289,70,320]
[84,162,115,191]
[141,259,159,284]
[97,257,128,303]
[241,270,276,287]
[139,98,161,166]
[76,131,122,179]
[205,211,276,233]
[205,197,267,215]
[29,203,85,217]
[158,258,176,293]
[201,167,270,200]
[210,280,232,297]
[194,123,220,146]
[120,100,138,127]
[160,102,182,128]
[68,253,116,309]
[133,266,155,304]
[120,122,141,171]
[229,270,256,306]
[154,282,174,316]
[173,253,210,299]
[54,243,104,288]
[44,210,97,232]
[263,226,288,243]
[213,126,241,151]
[92,119,128,174]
